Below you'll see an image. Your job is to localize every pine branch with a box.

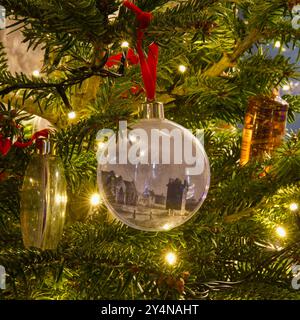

[203,29,261,77]
[0,67,122,97]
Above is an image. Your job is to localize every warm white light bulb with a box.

[290,203,299,211]
[274,41,281,48]
[32,70,40,77]
[55,194,67,204]
[162,223,172,231]
[282,84,290,91]
[121,41,129,48]
[97,141,106,150]
[276,226,286,238]
[178,65,187,73]
[165,252,177,265]
[90,193,101,206]
[68,111,76,120]
[129,134,137,143]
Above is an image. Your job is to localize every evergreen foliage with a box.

[0,0,300,300]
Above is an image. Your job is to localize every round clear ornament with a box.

[97,102,210,231]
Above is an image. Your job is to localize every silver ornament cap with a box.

[36,138,57,156]
[139,101,164,119]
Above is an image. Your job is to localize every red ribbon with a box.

[105,48,143,98]
[123,1,159,101]
[14,129,49,148]
[0,136,12,156]
[106,48,139,68]
[0,129,49,156]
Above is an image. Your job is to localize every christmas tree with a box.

[1,0,300,300]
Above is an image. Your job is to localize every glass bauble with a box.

[97,102,210,231]
[20,150,67,250]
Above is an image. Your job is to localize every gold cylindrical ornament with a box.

[240,92,288,165]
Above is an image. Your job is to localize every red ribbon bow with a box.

[14,129,49,149]
[105,2,159,100]
[0,129,49,156]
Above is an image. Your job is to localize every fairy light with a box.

[90,193,101,206]
[290,203,299,211]
[139,150,146,157]
[32,70,40,77]
[55,194,68,204]
[55,195,62,204]
[121,41,129,48]
[162,223,172,231]
[129,134,137,143]
[68,111,76,120]
[97,141,106,150]
[165,252,177,265]
[274,41,281,48]
[178,65,187,73]
[282,84,290,91]
[276,226,287,238]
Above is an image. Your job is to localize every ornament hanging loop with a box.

[123,1,159,101]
